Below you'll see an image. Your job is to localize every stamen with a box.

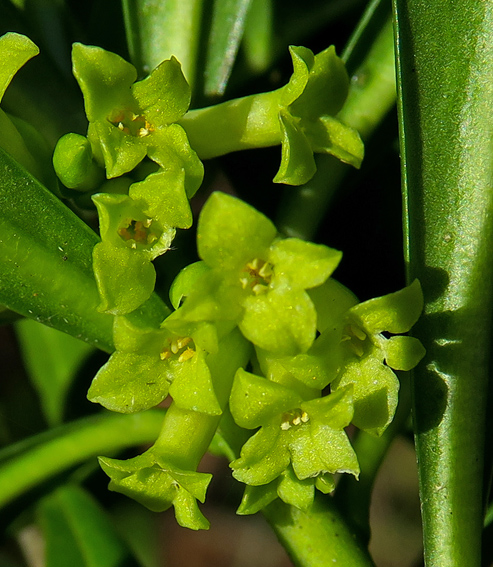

[178,347,195,362]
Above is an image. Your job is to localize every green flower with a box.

[229,368,359,493]
[274,45,364,184]
[331,279,426,435]
[179,45,364,186]
[175,192,342,354]
[91,168,193,315]
[88,315,222,415]
[99,451,212,530]
[72,42,203,193]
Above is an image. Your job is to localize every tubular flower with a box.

[88,315,223,415]
[229,368,359,506]
[331,279,426,435]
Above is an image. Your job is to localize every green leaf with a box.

[122,0,204,88]
[0,146,113,351]
[242,0,274,74]
[204,0,253,96]
[0,145,168,349]
[16,318,94,426]
[0,411,166,509]
[38,484,131,567]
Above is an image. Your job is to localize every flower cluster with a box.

[88,192,425,527]
[53,43,203,314]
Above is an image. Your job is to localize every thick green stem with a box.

[153,329,251,471]
[178,88,282,159]
[276,11,396,240]
[394,1,493,565]
[263,496,375,567]
[0,410,165,509]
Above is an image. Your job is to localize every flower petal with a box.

[241,288,317,354]
[197,192,276,271]
[132,56,190,124]
[231,424,289,485]
[230,368,302,429]
[88,351,170,413]
[269,238,342,290]
[349,279,424,335]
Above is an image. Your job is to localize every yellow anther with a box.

[176,337,192,349]
[301,411,309,423]
[170,340,180,354]
[246,258,259,271]
[240,277,249,289]
[178,347,195,362]
[160,350,171,360]
[280,422,292,431]
[292,416,301,426]
[258,262,272,278]
[137,127,149,137]
[252,283,268,295]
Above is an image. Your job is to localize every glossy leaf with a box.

[394,1,493,564]
[122,0,204,86]
[0,146,169,351]
[38,484,131,567]
[204,0,252,96]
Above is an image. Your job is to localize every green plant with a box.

[0,1,491,566]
